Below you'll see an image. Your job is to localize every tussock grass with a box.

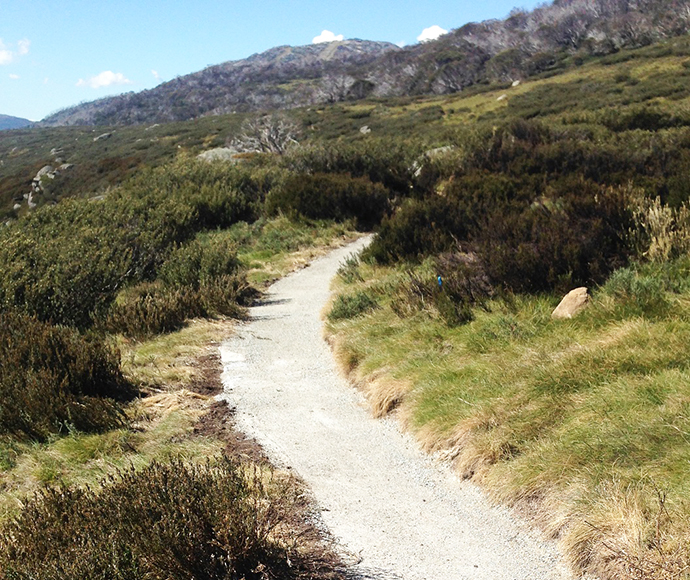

[326,259,690,580]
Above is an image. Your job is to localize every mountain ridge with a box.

[40,40,399,127]
[39,0,690,127]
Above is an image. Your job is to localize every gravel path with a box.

[219,237,576,580]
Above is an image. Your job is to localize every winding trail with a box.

[219,237,575,580]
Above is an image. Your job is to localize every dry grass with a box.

[119,317,235,389]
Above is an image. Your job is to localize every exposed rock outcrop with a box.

[197,148,239,163]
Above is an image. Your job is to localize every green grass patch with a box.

[230,216,357,285]
[326,259,690,579]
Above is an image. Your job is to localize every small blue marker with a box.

[437,275,442,289]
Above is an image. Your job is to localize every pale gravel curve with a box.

[219,237,577,580]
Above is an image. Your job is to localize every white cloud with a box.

[9,73,19,80]
[417,25,448,43]
[77,70,133,89]
[396,41,407,48]
[312,30,344,44]
[151,69,160,81]
[0,38,30,65]
[17,39,30,55]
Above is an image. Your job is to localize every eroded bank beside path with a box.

[219,236,576,580]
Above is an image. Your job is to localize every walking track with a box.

[219,237,575,580]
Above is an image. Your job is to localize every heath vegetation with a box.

[6,28,690,580]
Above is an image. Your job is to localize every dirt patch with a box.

[188,352,225,396]
[184,349,268,462]
[193,400,268,464]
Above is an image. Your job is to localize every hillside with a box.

[4,17,690,579]
[0,115,31,131]
[38,0,690,127]
[39,40,399,127]
[5,32,690,219]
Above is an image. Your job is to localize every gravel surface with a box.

[220,237,576,580]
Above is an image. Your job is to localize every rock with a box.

[35,165,55,180]
[93,132,112,142]
[27,165,62,209]
[552,287,590,319]
[50,147,64,156]
[360,125,371,134]
[511,80,521,87]
[411,146,456,177]
[197,148,238,163]
[59,163,74,171]
[497,94,508,101]
[13,203,21,211]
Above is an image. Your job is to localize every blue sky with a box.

[1,0,544,121]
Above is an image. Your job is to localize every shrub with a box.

[364,197,462,264]
[328,291,378,321]
[390,254,492,326]
[199,274,253,317]
[158,236,241,290]
[284,139,423,196]
[268,172,389,230]
[474,181,632,293]
[628,195,690,262]
[106,274,250,340]
[0,458,343,580]
[0,311,130,439]
[105,282,205,339]
[0,158,267,330]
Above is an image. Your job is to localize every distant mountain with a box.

[40,0,690,127]
[0,114,31,130]
[40,40,400,127]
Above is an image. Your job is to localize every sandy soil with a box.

[219,237,576,580]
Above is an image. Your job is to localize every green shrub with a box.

[0,159,265,330]
[268,172,389,230]
[0,458,343,580]
[0,311,130,439]
[199,274,253,317]
[367,122,636,292]
[328,291,378,321]
[390,254,492,326]
[105,282,204,339]
[364,197,462,263]
[159,236,241,290]
[107,273,250,340]
[284,139,422,196]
